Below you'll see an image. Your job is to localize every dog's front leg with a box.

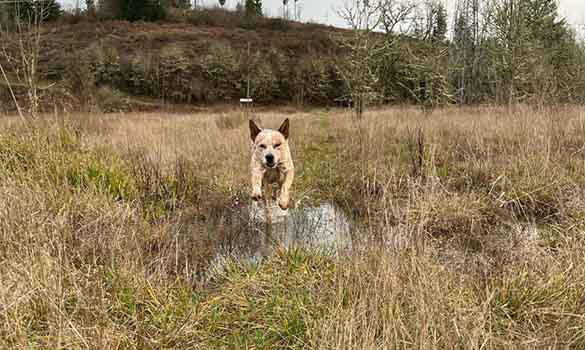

[278,168,294,210]
[251,168,264,201]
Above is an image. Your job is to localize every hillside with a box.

[41,17,342,60]
[1,11,347,112]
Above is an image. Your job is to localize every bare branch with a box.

[378,0,417,36]
[337,0,383,32]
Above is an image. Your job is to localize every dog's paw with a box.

[278,196,289,210]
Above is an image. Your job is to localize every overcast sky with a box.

[59,0,584,32]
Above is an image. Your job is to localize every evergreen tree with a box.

[254,0,262,16]
[85,0,96,18]
[522,0,568,47]
[119,0,165,21]
[432,3,448,42]
[453,12,470,46]
[245,0,262,17]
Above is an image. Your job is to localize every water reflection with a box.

[207,201,352,275]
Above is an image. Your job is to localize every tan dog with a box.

[249,118,295,210]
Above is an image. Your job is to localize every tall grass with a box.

[1,105,585,349]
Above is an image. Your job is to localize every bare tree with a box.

[335,0,388,119]
[412,0,446,41]
[485,0,536,105]
[377,0,417,37]
[338,0,381,32]
[402,42,454,111]
[86,0,96,18]
[281,0,288,20]
[451,0,491,104]
[1,0,55,119]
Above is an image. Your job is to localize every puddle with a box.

[199,197,548,280]
[206,201,352,277]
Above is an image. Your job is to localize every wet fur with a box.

[249,119,295,210]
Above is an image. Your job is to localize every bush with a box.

[97,0,166,21]
[119,0,166,21]
[186,7,244,28]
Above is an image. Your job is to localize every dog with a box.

[249,118,295,210]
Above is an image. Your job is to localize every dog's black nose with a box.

[265,154,275,163]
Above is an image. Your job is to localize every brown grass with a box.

[1,105,585,349]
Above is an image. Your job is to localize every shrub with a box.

[119,0,166,21]
[97,0,165,21]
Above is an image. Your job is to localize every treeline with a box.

[1,0,584,112]
[0,0,264,24]
[87,0,585,109]
[334,0,585,109]
[448,0,585,105]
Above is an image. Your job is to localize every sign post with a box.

[240,41,253,121]
[240,98,253,120]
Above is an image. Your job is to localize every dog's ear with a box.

[249,120,261,141]
[278,118,290,140]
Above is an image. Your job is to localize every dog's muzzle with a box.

[265,154,277,168]
[264,161,278,169]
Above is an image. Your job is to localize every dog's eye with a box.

[275,143,282,148]
[260,144,267,149]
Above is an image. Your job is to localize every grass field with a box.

[1,105,585,349]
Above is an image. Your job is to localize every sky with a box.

[59,0,585,33]
[277,0,584,32]
[212,0,583,31]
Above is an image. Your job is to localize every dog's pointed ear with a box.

[278,118,290,140]
[249,120,261,141]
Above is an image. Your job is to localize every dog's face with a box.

[249,119,290,169]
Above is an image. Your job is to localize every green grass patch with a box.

[194,249,336,349]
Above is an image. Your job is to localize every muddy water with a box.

[207,201,352,276]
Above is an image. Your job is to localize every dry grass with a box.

[1,105,585,349]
